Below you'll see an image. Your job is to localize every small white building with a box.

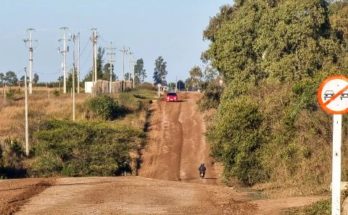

[85,82,94,93]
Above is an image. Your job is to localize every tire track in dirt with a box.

[138,92,217,183]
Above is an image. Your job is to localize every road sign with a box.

[317,75,348,215]
[317,75,348,115]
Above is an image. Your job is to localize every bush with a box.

[86,95,128,120]
[285,200,330,215]
[208,94,268,185]
[0,139,27,178]
[53,89,60,97]
[198,82,224,110]
[31,120,144,177]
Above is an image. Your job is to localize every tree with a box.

[84,47,105,81]
[97,47,105,80]
[177,80,185,91]
[153,56,168,85]
[124,73,131,81]
[202,0,347,186]
[4,71,18,86]
[102,63,116,81]
[188,66,203,90]
[134,58,146,84]
[0,73,4,85]
[203,65,219,82]
[168,82,176,90]
[33,73,39,84]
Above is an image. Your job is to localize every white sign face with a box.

[318,76,348,115]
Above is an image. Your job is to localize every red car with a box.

[166,92,178,102]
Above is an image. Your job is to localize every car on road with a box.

[166,92,178,102]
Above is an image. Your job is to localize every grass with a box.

[0,85,157,178]
[283,199,330,215]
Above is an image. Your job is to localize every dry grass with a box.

[0,86,91,143]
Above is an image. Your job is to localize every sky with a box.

[0,0,232,83]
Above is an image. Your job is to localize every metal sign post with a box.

[332,114,342,215]
[317,75,348,215]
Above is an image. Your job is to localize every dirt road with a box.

[17,177,255,215]
[5,92,325,214]
[139,93,218,184]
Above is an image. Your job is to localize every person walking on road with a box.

[198,163,206,178]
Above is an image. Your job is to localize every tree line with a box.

[201,0,348,192]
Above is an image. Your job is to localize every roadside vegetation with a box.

[0,85,156,178]
[200,0,348,196]
[284,199,330,215]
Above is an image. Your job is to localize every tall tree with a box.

[102,63,116,81]
[84,47,105,81]
[188,66,203,90]
[202,0,347,186]
[33,73,39,84]
[0,73,4,85]
[153,56,168,85]
[4,71,18,86]
[134,58,146,84]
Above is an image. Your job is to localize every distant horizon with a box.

[0,0,233,84]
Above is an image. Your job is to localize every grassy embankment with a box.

[0,85,156,177]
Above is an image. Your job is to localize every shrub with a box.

[53,89,60,97]
[198,82,224,110]
[31,120,144,177]
[0,139,27,178]
[86,95,127,120]
[208,95,268,185]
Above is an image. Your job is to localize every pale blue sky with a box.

[0,0,232,83]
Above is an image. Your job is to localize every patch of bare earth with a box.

[0,178,54,215]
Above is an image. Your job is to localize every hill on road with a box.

[1,92,325,215]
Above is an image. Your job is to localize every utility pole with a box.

[119,46,129,91]
[72,34,79,121]
[77,33,80,93]
[58,27,69,94]
[175,76,178,92]
[23,28,36,94]
[91,28,98,83]
[129,51,136,89]
[106,42,116,93]
[24,67,29,156]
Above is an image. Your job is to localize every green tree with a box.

[84,47,105,81]
[33,73,39,84]
[0,73,4,86]
[153,56,167,85]
[188,66,203,90]
[102,63,116,81]
[203,0,346,186]
[4,71,18,86]
[177,80,185,91]
[134,58,146,84]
